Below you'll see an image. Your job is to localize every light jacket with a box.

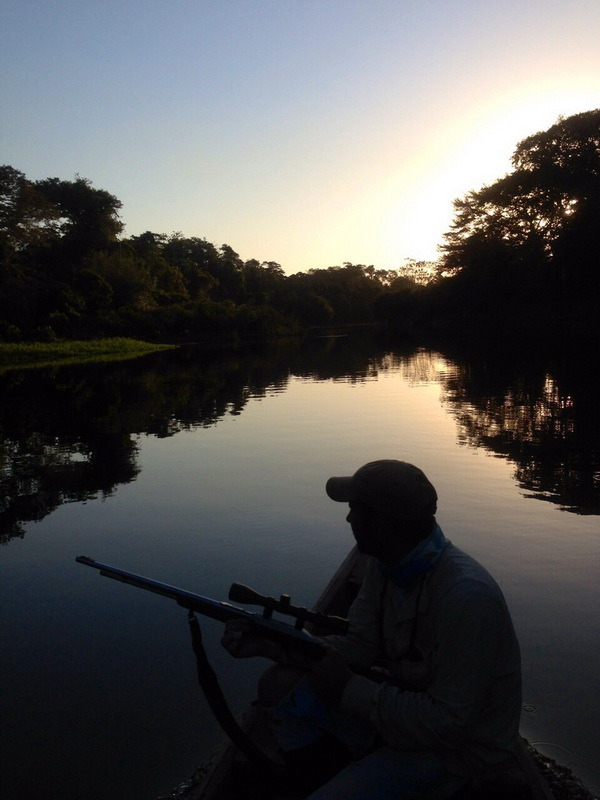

[327,540,522,777]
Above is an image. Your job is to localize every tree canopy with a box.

[0,170,414,342]
[440,109,600,297]
[1,109,598,344]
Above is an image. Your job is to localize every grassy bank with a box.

[0,337,176,366]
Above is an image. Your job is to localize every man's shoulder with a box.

[432,541,504,598]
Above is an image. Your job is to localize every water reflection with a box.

[0,431,139,543]
[0,336,390,543]
[433,340,600,515]
[1,335,599,545]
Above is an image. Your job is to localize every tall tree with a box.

[440,109,600,294]
[35,175,123,262]
[0,165,60,261]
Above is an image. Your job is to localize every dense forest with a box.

[1,109,598,344]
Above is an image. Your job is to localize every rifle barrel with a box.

[75,556,324,659]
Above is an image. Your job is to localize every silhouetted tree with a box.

[0,166,61,261]
[34,175,123,267]
[440,109,600,298]
[160,233,218,299]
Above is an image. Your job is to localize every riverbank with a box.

[0,337,175,367]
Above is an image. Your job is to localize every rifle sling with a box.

[187,611,284,775]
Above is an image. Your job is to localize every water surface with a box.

[1,334,598,798]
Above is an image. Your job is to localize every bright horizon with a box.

[2,1,599,274]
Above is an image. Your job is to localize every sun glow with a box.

[379,85,600,266]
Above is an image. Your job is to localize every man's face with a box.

[346,500,379,555]
[346,499,416,563]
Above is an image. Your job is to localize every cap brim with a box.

[326,476,353,502]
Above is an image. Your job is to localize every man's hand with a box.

[222,625,353,707]
[221,620,283,660]
[307,643,353,707]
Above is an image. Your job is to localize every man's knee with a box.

[258,663,306,707]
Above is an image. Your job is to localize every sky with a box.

[1,0,599,274]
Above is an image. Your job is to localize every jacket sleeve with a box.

[339,583,508,752]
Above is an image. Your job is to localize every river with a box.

[1,332,598,799]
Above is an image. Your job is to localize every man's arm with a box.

[340,586,514,752]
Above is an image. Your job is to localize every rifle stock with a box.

[75,556,326,660]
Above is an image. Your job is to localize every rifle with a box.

[75,556,348,657]
[75,555,349,772]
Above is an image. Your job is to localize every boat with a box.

[185,547,555,800]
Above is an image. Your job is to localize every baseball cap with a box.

[326,460,437,521]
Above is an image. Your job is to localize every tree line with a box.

[0,164,433,342]
[1,108,598,344]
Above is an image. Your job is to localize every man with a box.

[222,460,522,799]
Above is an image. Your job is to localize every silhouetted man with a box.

[223,459,522,799]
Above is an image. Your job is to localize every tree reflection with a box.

[433,341,600,515]
[2,335,598,544]
[1,433,140,542]
[0,336,392,543]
